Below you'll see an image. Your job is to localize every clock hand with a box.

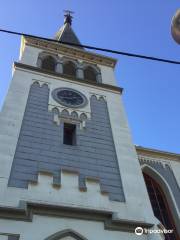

[61,96,74,99]
[61,96,79,99]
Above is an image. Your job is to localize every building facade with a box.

[0,14,179,240]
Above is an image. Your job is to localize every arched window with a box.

[143,173,178,240]
[41,56,56,72]
[84,66,97,82]
[63,61,76,77]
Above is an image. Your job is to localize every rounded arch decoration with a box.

[37,53,102,82]
[142,165,179,239]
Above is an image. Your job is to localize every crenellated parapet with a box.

[27,170,111,210]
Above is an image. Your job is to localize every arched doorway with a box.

[143,173,178,240]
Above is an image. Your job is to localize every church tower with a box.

[0,13,165,240]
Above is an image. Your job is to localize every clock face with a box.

[52,88,87,108]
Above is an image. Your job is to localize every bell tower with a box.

[0,13,162,240]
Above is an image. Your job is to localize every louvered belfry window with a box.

[143,173,178,240]
[63,61,76,77]
[84,66,97,82]
[41,56,56,72]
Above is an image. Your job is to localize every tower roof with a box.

[55,12,84,49]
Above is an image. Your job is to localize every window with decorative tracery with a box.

[143,173,178,240]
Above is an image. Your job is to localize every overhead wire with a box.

[0,28,180,65]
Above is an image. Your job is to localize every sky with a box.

[0,0,179,153]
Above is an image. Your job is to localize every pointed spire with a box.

[55,11,84,49]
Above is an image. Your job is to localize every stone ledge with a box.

[0,233,19,240]
[13,62,123,94]
[0,201,153,233]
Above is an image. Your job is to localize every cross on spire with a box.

[55,11,83,49]
[64,10,74,25]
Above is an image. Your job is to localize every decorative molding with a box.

[89,93,106,101]
[50,94,106,127]
[44,229,88,240]
[138,155,171,169]
[50,106,89,128]
[31,80,51,88]
[136,146,180,163]
[23,36,117,68]
[14,62,123,94]
[0,201,153,233]
[49,105,90,118]
[61,56,79,68]
[81,62,101,73]
[37,51,60,62]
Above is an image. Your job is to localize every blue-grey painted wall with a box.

[8,82,125,202]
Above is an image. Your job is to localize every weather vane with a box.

[64,10,74,25]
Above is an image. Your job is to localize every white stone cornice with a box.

[23,36,117,68]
